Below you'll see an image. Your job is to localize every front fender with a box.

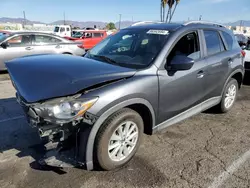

[85,98,156,170]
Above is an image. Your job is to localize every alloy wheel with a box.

[224,84,237,109]
[108,121,139,162]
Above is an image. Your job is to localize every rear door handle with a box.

[197,70,204,79]
[25,46,33,50]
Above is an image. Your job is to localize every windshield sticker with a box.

[147,30,169,35]
[141,39,149,45]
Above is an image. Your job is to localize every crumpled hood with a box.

[6,54,136,103]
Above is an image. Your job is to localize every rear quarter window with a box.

[93,33,103,37]
[221,31,239,50]
[204,30,225,56]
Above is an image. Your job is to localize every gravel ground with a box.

[0,77,250,188]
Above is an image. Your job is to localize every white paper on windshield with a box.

[147,30,169,35]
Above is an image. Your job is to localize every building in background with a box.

[226,25,250,37]
[0,22,55,33]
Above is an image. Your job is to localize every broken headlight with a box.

[34,97,98,122]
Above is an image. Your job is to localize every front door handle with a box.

[197,71,204,79]
[55,45,61,49]
[25,46,33,50]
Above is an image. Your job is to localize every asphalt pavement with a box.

[0,72,10,81]
[1,76,250,188]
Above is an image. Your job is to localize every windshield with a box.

[72,31,84,38]
[54,26,60,32]
[86,29,170,69]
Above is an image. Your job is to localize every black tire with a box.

[94,108,144,170]
[217,78,238,113]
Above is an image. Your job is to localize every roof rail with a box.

[131,21,163,26]
[183,21,226,28]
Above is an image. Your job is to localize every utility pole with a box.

[63,11,66,25]
[119,14,122,30]
[240,20,243,32]
[23,11,26,26]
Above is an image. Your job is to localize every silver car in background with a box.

[0,32,85,70]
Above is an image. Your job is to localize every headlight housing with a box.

[34,97,98,123]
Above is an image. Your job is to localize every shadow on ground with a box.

[243,72,250,85]
[0,97,168,187]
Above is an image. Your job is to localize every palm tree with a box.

[160,0,180,23]
[166,0,174,23]
[161,0,168,22]
[169,0,180,22]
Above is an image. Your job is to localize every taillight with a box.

[241,50,246,57]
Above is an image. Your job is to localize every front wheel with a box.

[218,78,238,113]
[94,108,144,170]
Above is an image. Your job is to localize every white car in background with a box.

[244,40,250,71]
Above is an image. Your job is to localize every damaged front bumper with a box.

[16,93,97,168]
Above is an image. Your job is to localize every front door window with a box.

[167,32,201,66]
[7,35,32,47]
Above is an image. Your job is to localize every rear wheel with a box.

[94,108,144,170]
[218,78,238,113]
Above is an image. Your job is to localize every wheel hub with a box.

[108,121,139,162]
[224,84,236,109]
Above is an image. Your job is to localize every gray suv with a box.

[6,21,244,171]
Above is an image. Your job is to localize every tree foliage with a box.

[106,22,116,30]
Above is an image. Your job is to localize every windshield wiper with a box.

[92,55,119,65]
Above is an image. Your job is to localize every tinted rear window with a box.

[54,27,59,32]
[204,30,225,56]
[222,31,239,50]
[93,33,102,37]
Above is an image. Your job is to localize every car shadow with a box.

[243,72,250,85]
[0,97,71,174]
[0,70,8,74]
[0,97,169,186]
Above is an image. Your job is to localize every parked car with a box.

[53,25,72,37]
[0,30,11,35]
[54,25,98,37]
[244,39,250,71]
[64,30,107,50]
[6,21,244,171]
[235,34,248,46]
[0,32,85,70]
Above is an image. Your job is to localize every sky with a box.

[0,0,250,23]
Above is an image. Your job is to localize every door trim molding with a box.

[153,96,221,133]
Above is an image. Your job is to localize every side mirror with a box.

[166,55,194,71]
[0,42,8,49]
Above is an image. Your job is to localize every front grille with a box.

[244,61,250,70]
